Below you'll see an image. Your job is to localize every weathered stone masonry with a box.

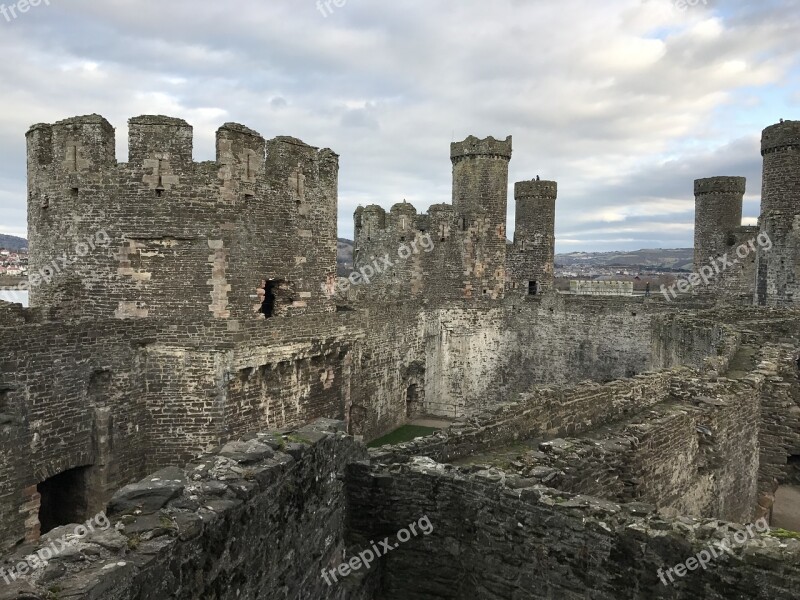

[1,116,800,598]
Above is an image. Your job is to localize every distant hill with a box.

[0,235,27,252]
[555,248,694,271]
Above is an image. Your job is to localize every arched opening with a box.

[37,466,92,534]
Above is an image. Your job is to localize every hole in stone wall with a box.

[238,368,254,384]
[70,187,79,198]
[37,466,92,534]
[528,281,538,296]
[261,279,279,318]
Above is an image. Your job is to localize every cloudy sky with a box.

[0,0,797,251]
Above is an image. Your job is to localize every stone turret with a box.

[693,176,746,269]
[756,120,800,306]
[510,179,558,295]
[450,135,512,300]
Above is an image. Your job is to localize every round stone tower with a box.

[512,179,557,294]
[450,135,512,224]
[756,119,800,305]
[450,135,512,299]
[693,176,746,271]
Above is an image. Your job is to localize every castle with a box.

[0,115,798,599]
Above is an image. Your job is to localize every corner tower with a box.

[450,135,512,299]
[756,120,800,306]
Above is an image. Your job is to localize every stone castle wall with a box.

[0,420,378,600]
[347,459,800,600]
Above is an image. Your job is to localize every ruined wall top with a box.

[762,119,800,154]
[450,135,513,162]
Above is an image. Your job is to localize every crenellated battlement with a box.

[26,115,339,180]
[27,114,116,174]
[25,114,342,204]
[128,115,193,167]
[450,135,513,163]
[355,202,461,239]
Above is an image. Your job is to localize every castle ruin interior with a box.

[0,115,798,599]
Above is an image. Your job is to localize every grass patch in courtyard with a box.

[367,425,439,448]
